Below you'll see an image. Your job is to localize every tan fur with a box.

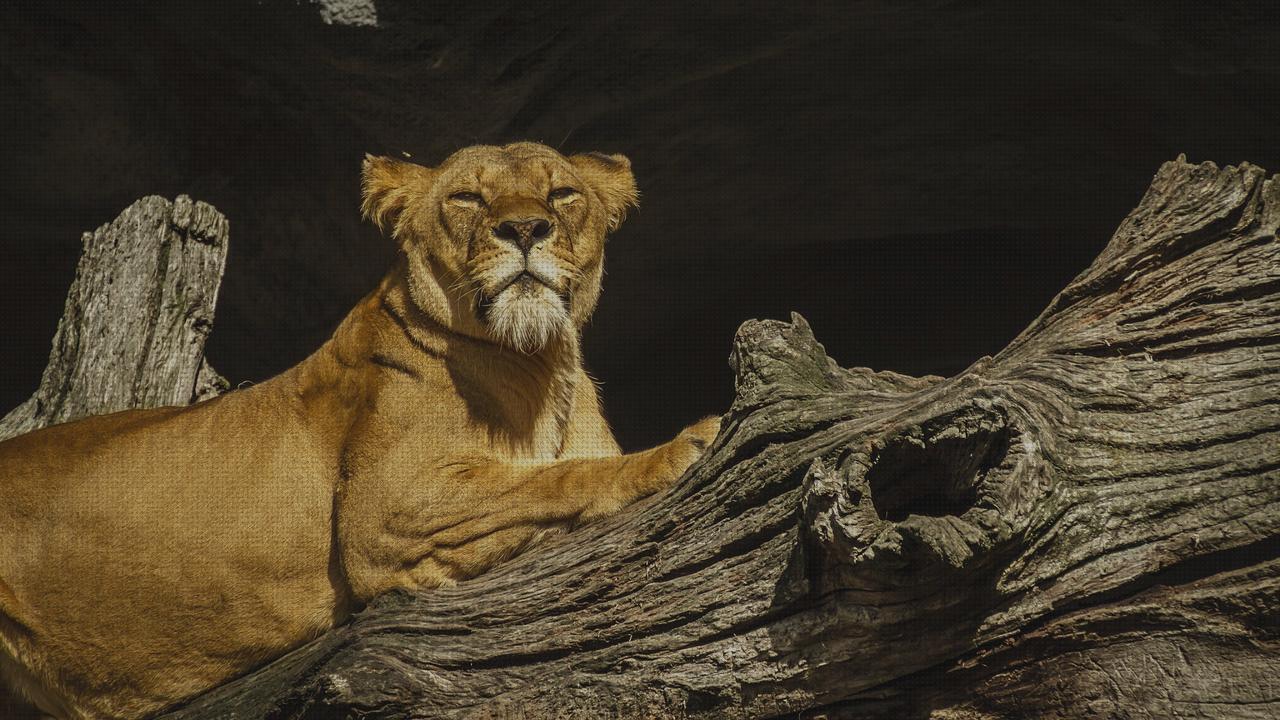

[0,142,719,719]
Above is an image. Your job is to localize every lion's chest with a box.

[371,358,578,463]
[481,366,577,461]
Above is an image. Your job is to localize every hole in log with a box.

[867,413,1011,522]
[684,688,728,712]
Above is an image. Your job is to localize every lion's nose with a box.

[493,218,553,252]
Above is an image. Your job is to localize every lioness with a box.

[0,142,719,719]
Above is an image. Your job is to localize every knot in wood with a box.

[728,313,845,412]
[799,396,1043,591]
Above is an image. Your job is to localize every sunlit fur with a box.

[485,279,571,354]
[361,141,639,354]
[0,142,718,719]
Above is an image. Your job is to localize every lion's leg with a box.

[343,417,720,599]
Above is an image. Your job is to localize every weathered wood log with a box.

[138,157,1277,719]
[7,158,1277,718]
[0,195,229,442]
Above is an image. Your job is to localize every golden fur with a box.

[0,142,719,719]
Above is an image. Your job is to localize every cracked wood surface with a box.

[0,195,229,442]
[5,158,1276,718]
[153,157,1279,718]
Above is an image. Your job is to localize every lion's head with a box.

[361,142,638,353]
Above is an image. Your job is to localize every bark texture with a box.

[151,157,1280,719]
[9,159,1279,718]
[0,195,229,441]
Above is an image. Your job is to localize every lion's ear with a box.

[361,154,435,236]
[570,152,639,231]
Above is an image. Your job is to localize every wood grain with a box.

[0,195,228,441]
[6,158,1275,718]
[158,158,1279,718]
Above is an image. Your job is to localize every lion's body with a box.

[0,391,339,718]
[0,143,717,718]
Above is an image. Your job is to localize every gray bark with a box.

[9,158,1280,718]
[0,195,229,441]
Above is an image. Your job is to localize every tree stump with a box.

[8,159,1278,718]
[0,195,229,442]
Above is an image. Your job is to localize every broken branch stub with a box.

[0,195,229,442]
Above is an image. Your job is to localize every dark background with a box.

[1,1,1276,450]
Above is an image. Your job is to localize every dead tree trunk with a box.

[155,157,1279,718]
[0,195,229,442]
[9,159,1278,718]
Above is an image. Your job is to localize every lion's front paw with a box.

[679,415,722,453]
[611,416,722,507]
[666,414,721,477]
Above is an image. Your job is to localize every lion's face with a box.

[362,142,638,353]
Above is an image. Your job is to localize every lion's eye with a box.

[447,191,485,207]
[547,187,579,202]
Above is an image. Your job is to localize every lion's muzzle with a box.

[493,218,553,253]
